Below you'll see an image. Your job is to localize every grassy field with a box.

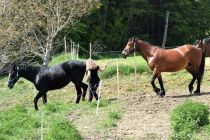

[0,54,210,139]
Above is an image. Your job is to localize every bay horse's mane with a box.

[204,38,210,43]
[194,37,210,45]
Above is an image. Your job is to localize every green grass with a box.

[170,100,209,140]
[98,110,122,128]
[0,103,82,140]
[0,70,123,139]
[191,124,210,140]
[49,53,151,79]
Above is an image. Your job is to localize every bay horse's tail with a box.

[198,50,205,82]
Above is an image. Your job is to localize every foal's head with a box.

[8,64,20,89]
[122,37,137,58]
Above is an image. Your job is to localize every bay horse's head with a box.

[8,63,20,89]
[122,37,137,58]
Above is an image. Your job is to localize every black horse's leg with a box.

[75,85,82,103]
[81,82,88,101]
[158,76,165,97]
[188,75,196,94]
[34,91,44,111]
[150,75,160,95]
[42,93,47,104]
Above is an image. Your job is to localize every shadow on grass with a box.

[167,92,210,98]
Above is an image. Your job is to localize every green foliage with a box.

[191,124,210,140]
[170,101,209,140]
[109,111,122,120]
[46,119,82,140]
[0,106,40,139]
[0,104,82,140]
[99,110,122,128]
[61,0,210,54]
[100,57,150,79]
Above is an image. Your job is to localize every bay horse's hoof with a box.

[189,87,194,94]
[158,91,165,97]
[194,92,201,96]
[154,88,161,94]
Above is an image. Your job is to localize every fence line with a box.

[96,80,102,116]
[40,111,44,140]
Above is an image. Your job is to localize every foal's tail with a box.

[198,50,205,81]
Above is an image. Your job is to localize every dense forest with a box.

[62,0,210,52]
[0,0,210,73]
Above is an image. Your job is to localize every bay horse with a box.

[8,60,88,110]
[194,38,210,57]
[122,37,205,97]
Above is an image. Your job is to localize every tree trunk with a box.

[43,42,52,66]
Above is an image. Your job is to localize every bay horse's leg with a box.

[150,74,160,95]
[34,91,44,111]
[75,85,82,103]
[81,82,88,101]
[194,51,205,95]
[157,75,165,97]
[42,93,47,104]
[188,75,196,94]
[194,75,202,95]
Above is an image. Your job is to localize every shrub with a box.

[46,119,82,140]
[170,101,209,140]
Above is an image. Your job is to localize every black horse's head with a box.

[121,37,137,58]
[8,63,20,89]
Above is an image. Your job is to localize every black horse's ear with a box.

[10,62,16,69]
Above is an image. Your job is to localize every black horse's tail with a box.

[198,50,205,82]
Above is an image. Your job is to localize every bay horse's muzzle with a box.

[121,51,128,58]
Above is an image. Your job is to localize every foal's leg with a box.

[75,85,82,103]
[150,74,160,95]
[157,75,165,97]
[81,82,88,101]
[42,93,47,104]
[34,91,44,111]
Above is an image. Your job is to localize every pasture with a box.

[1,54,210,139]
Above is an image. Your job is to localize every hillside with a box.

[0,54,210,139]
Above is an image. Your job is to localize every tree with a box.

[0,0,100,66]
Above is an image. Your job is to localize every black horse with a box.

[8,60,88,110]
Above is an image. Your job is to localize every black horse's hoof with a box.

[82,97,86,101]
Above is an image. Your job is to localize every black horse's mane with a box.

[18,63,48,72]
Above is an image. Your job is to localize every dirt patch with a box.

[108,89,210,140]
